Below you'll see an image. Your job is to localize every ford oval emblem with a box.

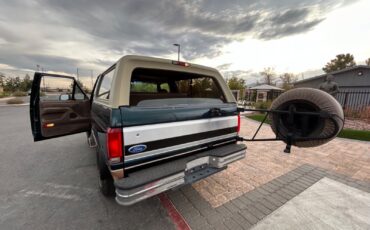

[128,144,147,154]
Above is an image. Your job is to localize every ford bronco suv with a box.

[30,55,344,205]
[30,55,246,205]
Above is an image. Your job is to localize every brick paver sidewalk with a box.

[192,117,370,207]
[166,117,370,230]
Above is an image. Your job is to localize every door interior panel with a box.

[40,100,91,137]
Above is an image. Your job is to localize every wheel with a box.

[99,176,115,197]
[269,88,344,147]
[96,148,115,197]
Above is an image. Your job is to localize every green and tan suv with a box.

[29,55,344,205]
[30,55,246,205]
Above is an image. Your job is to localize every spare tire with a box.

[269,88,344,147]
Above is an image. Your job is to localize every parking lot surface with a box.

[0,106,175,230]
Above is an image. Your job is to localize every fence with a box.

[335,90,370,117]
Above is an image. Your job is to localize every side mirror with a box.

[59,94,70,101]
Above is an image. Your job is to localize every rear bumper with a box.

[115,144,246,205]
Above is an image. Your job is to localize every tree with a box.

[0,72,5,87]
[227,76,245,100]
[227,76,245,90]
[365,58,370,66]
[19,74,32,92]
[4,77,21,92]
[279,73,297,90]
[259,67,276,85]
[323,53,356,73]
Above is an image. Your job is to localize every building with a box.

[249,84,284,102]
[230,90,240,101]
[0,85,3,93]
[294,65,370,92]
[294,65,370,111]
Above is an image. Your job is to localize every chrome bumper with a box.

[115,149,246,206]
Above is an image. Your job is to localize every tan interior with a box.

[39,100,91,137]
[130,92,188,106]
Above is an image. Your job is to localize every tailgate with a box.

[121,106,238,169]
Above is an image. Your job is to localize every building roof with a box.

[295,65,370,84]
[250,84,284,91]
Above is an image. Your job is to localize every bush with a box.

[0,92,11,98]
[6,98,24,104]
[254,101,272,110]
[12,91,28,97]
[344,106,370,120]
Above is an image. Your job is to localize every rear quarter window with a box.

[96,68,115,100]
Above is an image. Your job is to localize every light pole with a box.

[173,44,180,61]
[76,68,79,81]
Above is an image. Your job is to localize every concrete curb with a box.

[0,96,16,101]
[0,103,29,107]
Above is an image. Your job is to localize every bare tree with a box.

[280,73,297,90]
[259,67,276,85]
[0,72,5,86]
[366,58,370,66]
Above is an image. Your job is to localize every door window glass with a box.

[74,85,86,100]
[40,76,74,101]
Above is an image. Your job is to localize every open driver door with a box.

[30,72,91,141]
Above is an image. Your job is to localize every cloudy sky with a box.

[0,0,369,85]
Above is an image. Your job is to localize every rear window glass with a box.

[130,68,225,106]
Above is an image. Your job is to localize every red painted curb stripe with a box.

[159,193,191,230]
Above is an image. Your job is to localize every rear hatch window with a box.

[130,68,226,107]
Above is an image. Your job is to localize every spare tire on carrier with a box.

[269,88,344,148]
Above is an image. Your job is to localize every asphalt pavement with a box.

[0,106,175,230]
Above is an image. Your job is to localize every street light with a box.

[173,43,180,61]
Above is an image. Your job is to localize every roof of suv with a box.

[99,55,235,107]
[117,55,219,73]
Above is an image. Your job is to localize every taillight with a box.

[107,128,123,163]
[237,114,241,133]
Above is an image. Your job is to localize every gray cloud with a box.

[0,0,358,74]
[255,7,326,39]
[0,53,82,74]
[270,8,311,25]
[257,18,325,40]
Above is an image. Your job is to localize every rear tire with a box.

[96,148,115,197]
[99,176,115,197]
